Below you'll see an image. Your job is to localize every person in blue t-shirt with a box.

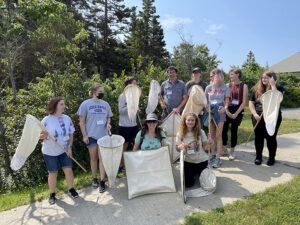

[133,113,167,150]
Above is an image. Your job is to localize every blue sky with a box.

[124,0,300,72]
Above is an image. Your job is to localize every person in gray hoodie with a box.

[118,76,139,171]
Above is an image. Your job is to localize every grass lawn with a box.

[183,175,300,225]
[0,107,300,212]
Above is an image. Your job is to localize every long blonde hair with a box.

[177,113,201,141]
[253,70,278,98]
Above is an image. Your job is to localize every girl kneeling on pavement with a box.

[176,113,211,187]
[40,97,78,205]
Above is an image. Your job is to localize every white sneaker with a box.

[229,151,236,160]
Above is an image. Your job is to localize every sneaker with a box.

[229,151,236,160]
[92,178,99,189]
[212,158,222,168]
[209,155,216,163]
[267,158,275,166]
[254,158,262,165]
[99,180,106,193]
[48,193,56,205]
[69,188,79,198]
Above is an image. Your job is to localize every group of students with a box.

[39,66,284,204]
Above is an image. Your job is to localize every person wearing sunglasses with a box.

[133,113,167,150]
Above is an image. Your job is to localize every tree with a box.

[0,0,87,175]
[171,38,221,82]
[86,0,131,78]
[242,51,260,72]
[125,0,169,69]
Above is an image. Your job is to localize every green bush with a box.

[0,61,167,192]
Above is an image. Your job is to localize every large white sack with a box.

[182,85,206,117]
[124,146,176,199]
[146,80,161,115]
[98,135,125,187]
[261,90,283,136]
[159,112,181,162]
[10,115,44,171]
[123,84,141,122]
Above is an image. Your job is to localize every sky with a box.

[124,0,300,72]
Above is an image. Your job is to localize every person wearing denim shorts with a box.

[77,84,113,193]
[205,69,230,168]
[40,97,78,205]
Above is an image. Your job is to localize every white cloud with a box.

[161,15,192,29]
[205,24,224,35]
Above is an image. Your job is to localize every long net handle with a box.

[212,117,221,137]
[159,93,169,115]
[208,96,212,167]
[245,114,263,146]
[171,113,175,162]
[48,135,87,172]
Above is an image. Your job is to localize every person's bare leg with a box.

[216,122,224,158]
[98,147,106,181]
[48,171,58,193]
[63,168,74,189]
[88,146,98,179]
[209,122,216,155]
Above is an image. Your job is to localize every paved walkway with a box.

[1,133,300,225]
[282,108,300,120]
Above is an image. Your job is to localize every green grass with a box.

[0,108,300,212]
[183,175,300,225]
[0,170,126,212]
[231,107,300,145]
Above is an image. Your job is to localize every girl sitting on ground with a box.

[176,113,212,187]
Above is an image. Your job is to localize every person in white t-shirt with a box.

[176,113,212,187]
[40,97,78,205]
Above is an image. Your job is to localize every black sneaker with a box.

[49,193,56,205]
[92,178,99,189]
[254,158,262,165]
[69,188,79,198]
[267,158,275,166]
[99,180,106,193]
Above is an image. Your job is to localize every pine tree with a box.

[125,0,169,69]
[86,0,131,78]
[242,51,260,72]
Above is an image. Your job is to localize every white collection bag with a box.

[123,84,142,122]
[159,112,182,162]
[261,90,283,136]
[124,146,176,199]
[146,80,161,115]
[98,135,125,187]
[10,115,44,171]
[182,85,207,117]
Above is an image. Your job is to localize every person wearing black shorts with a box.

[118,76,139,171]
